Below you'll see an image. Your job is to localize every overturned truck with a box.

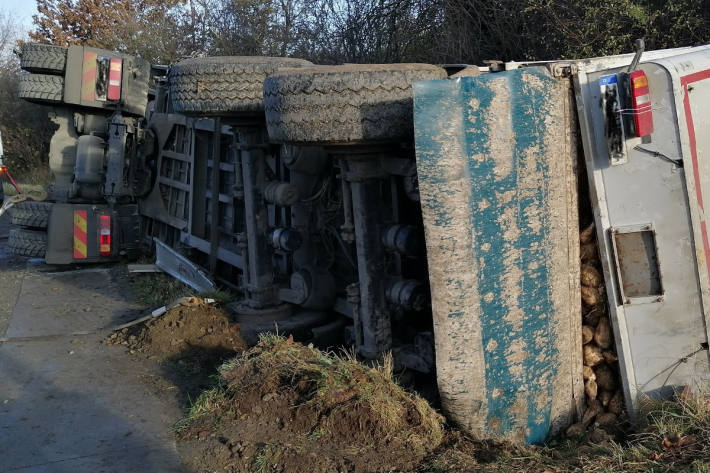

[12,42,710,443]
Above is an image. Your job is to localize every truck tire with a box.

[168,56,312,116]
[264,64,447,144]
[10,201,53,229]
[16,43,68,74]
[8,228,47,258]
[18,74,63,104]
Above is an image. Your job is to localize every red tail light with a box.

[99,215,111,257]
[107,58,122,101]
[629,70,653,137]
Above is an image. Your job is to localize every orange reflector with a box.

[99,215,111,257]
[629,70,653,137]
[81,52,98,102]
[73,210,88,259]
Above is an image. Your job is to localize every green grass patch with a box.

[126,259,237,309]
[174,385,231,433]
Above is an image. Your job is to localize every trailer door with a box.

[413,67,582,444]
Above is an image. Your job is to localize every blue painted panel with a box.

[414,68,574,444]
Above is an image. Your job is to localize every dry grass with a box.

[126,267,237,309]
[177,335,710,472]
[1,165,51,191]
[2,182,47,196]
[179,334,445,456]
[128,271,193,308]
[582,395,710,473]
[419,394,710,473]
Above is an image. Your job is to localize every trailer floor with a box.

[0,217,188,472]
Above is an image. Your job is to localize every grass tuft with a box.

[254,443,285,473]
[418,392,710,473]
[174,386,230,433]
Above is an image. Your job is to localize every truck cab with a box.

[13,43,157,263]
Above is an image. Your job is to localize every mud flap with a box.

[413,67,582,444]
[46,204,76,264]
[46,203,139,264]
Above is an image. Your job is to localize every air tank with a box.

[75,135,105,184]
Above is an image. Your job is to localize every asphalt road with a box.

[0,217,188,473]
[0,212,31,337]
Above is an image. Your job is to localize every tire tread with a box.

[18,74,64,103]
[8,228,47,258]
[263,64,447,144]
[10,201,52,228]
[17,43,68,74]
[168,56,312,116]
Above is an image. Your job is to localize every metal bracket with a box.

[628,38,645,73]
[548,62,578,78]
[154,238,216,293]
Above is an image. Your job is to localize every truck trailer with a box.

[11,41,710,444]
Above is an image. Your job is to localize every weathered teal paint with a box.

[414,68,568,444]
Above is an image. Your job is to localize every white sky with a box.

[2,0,38,30]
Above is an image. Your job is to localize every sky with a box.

[3,0,38,31]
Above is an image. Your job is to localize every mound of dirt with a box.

[105,298,246,359]
[177,336,445,473]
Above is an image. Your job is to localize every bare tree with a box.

[0,9,55,181]
[31,0,184,62]
[0,9,20,67]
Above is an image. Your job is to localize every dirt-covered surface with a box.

[105,298,246,359]
[176,336,444,473]
[104,297,248,408]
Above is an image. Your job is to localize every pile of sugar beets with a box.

[566,223,625,442]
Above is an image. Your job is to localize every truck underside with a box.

[10,42,710,444]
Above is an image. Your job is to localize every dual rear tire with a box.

[10,201,52,228]
[263,63,448,144]
[8,201,51,258]
[18,74,63,104]
[16,43,67,105]
[167,56,313,116]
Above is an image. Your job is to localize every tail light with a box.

[90,56,122,102]
[629,70,653,137]
[107,58,122,101]
[99,215,111,257]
